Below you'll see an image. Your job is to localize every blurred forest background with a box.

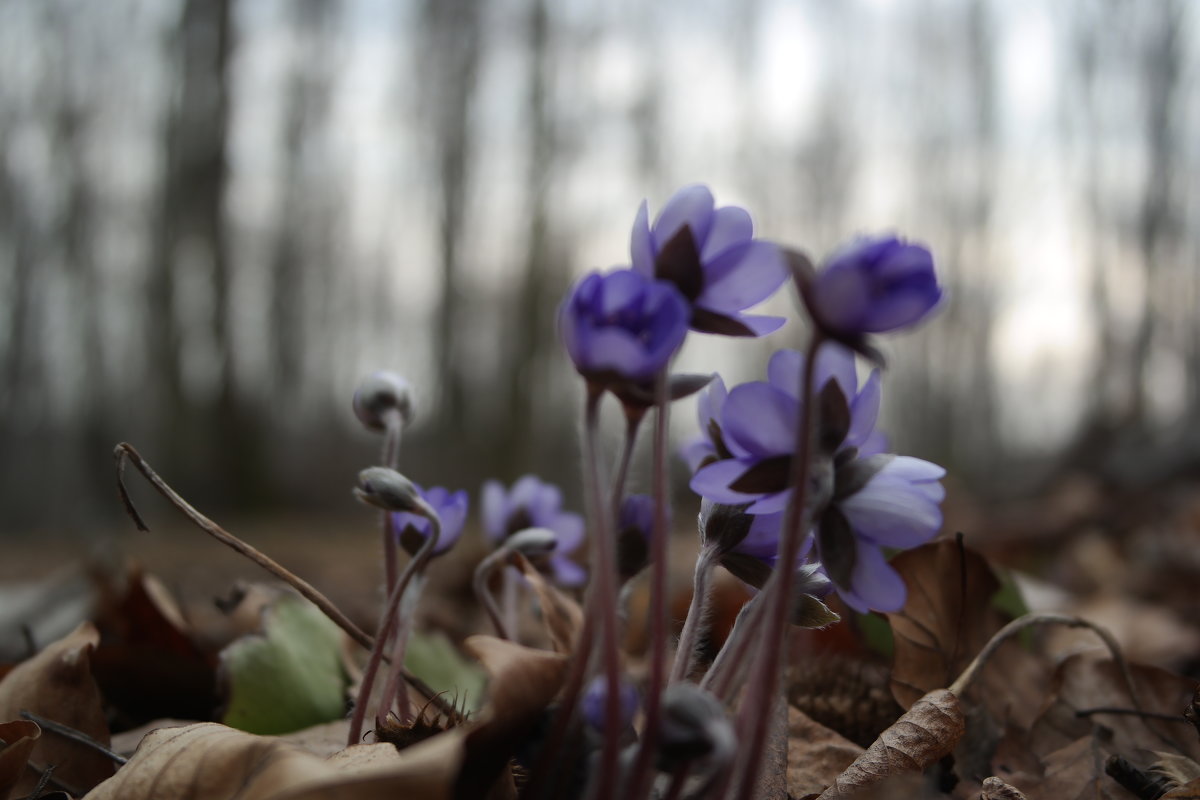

[1,0,1198,536]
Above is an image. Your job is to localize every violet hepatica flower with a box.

[581,675,640,733]
[392,484,469,557]
[482,475,586,586]
[559,268,690,387]
[689,344,882,514]
[680,376,731,472]
[631,184,788,337]
[806,235,943,338]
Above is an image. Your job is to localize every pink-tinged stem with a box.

[581,386,622,800]
[348,501,440,746]
[726,333,823,800]
[670,548,716,684]
[611,409,644,514]
[626,370,671,799]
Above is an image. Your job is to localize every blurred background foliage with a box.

[0,0,1197,534]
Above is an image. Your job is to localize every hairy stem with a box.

[610,408,645,513]
[473,548,514,640]
[348,501,440,745]
[378,573,427,726]
[729,333,823,800]
[701,591,764,702]
[670,549,717,684]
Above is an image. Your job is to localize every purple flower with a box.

[631,184,788,337]
[818,456,945,613]
[688,345,881,514]
[807,236,942,337]
[482,475,586,586]
[680,376,731,472]
[581,675,640,733]
[616,493,655,581]
[391,484,469,556]
[559,268,689,385]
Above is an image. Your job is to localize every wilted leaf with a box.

[84,721,465,800]
[981,775,1029,799]
[1164,777,1200,798]
[457,636,567,800]
[0,719,40,800]
[0,623,115,796]
[1153,752,1200,787]
[404,633,486,713]
[219,592,348,735]
[509,554,582,654]
[786,707,864,798]
[885,539,1005,710]
[816,688,965,799]
[1022,735,1124,800]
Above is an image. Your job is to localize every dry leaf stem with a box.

[113,443,451,718]
[18,711,127,765]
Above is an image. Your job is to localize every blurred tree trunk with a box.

[149,0,263,508]
[1128,1,1183,426]
[421,0,483,431]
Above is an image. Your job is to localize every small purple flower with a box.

[559,268,690,385]
[818,456,945,613]
[631,184,788,337]
[617,493,655,581]
[581,675,640,733]
[391,484,469,556]
[680,376,731,472]
[688,345,881,513]
[807,235,943,337]
[482,475,586,586]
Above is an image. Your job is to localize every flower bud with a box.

[354,466,422,513]
[657,683,734,770]
[352,371,414,432]
[505,527,559,558]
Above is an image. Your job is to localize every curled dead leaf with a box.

[980,775,1028,799]
[508,553,582,654]
[0,719,40,800]
[816,688,965,799]
[0,623,114,796]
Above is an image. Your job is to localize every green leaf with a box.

[219,592,348,735]
[404,631,487,713]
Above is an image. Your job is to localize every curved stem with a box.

[581,386,622,800]
[729,333,823,800]
[381,411,404,593]
[348,498,441,746]
[670,549,716,684]
[378,573,428,726]
[473,547,514,640]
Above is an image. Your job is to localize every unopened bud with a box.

[354,466,422,513]
[352,371,414,432]
[657,683,734,770]
[505,527,559,558]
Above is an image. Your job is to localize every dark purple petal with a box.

[810,236,942,336]
[653,184,715,251]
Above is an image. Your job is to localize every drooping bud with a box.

[352,371,414,432]
[656,683,735,771]
[505,527,559,558]
[354,466,423,513]
[581,675,640,733]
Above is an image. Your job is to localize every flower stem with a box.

[473,547,514,640]
[610,408,645,513]
[113,442,452,716]
[348,500,441,745]
[728,333,824,800]
[701,590,764,702]
[626,370,672,799]
[378,573,427,727]
[581,385,623,800]
[670,548,716,684]
[381,410,404,593]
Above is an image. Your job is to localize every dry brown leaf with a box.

[84,721,463,800]
[0,623,114,796]
[1164,777,1200,798]
[1022,735,1123,800]
[886,539,1004,710]
[756,697,789,800]
[816,688,965,799]
[509,554,582,654]
[1028,651,1200,761]
[1152,752,1200,787]
[786,707,864,798]
[0,719,40,800]
[457,636,567,800]
[980,775,1028,799]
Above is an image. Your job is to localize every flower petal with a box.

[721,312,786,336]
[700,205,753,261]
[845,369,881,450]
[689,458,766,505]
[721,382,798,458]
[694,241,787,313]
[551,555,587,587]
[481,480,508,542]
[840,476,943,548]
[746,490,791,514]
[836,541,907,613]
[630,200,655,276]
[653,184,715,250]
